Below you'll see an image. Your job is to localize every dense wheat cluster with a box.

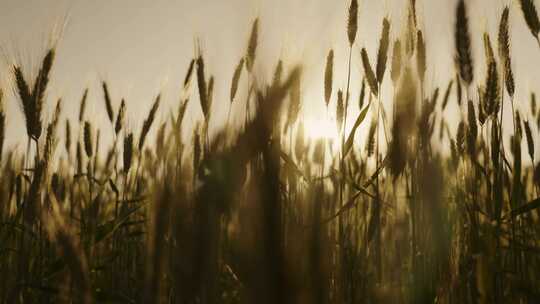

[1,0,540,303]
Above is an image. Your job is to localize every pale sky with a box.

[0,0,539,159]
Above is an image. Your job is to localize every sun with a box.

[303,116,340,143]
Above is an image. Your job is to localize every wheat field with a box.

[0,0,540,303]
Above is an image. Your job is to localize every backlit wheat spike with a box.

[497,7,516,98]
[366,121,376,156]
[76,141,82,173]
[139,94,161,151]
[406,0,418,29]
[336,90,344,133]
[44,99,62,167]
[405,1,417,57]
[196,55,209,120]
[531,92,537,114]
[391,40,402,85]
[416,30,426,84]
[246,18,259,72]
[13,65,38,140]
[272,59,283,88]
[207,76,214,121]
[483,32,495,65]
[83,121,93,158]
[230,58,244,103]
[467,99,477,139]
[30,48,55,140]
[79,88,88,123]
[123,132,133,174]
[456,73,463,106]
[347,0,358,46]
[376,18,391,84]
[504,61,515,98]
[156,122,166,154]
[519,0,540,44]
[183,59,196,87]
[324,49,334,107]
[442,80,454,111]
[102,81,115,124]
[483,60,499,117]
[295,121,305,161]
[32,48,55,114]
[457,120,466,153]
[525,119,535,161]
[498,7,511,67]
[478,86,486,125]
[516,111,523,139]
[65,119,71,155]
[287,73,302,130]
[455,0,474,86]
[115,98,126,135]
[359,79,366,109]
[361,48,378,96]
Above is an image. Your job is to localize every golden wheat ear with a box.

[323,49,334,107]
[78,88,88,123]
[391,39,402,85]
[361,48,378,97]
[139,94,161,152]
[347,0,358,46]
[115,98,126,135]
[123,132,133,174]
[246,18,259,72]
[83,121,93,158]
[230,58,244,103]
[520,0,540,46]
[455,0,474,86]
[183,58,195,88]
[376,18,391,84]
[102,81,115,124]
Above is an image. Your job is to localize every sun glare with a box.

[303,116,340,143]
